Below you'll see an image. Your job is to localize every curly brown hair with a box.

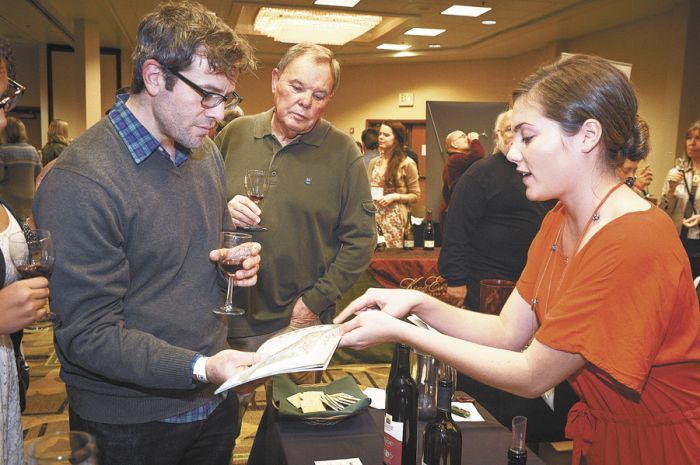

[131,1,256,93]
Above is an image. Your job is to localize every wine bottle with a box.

[423,209,435,250]
[376,223,387,251]
[403,212,414,250]
[384,343,418,465]
[422,379,462,465]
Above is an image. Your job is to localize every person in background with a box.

[33,3,262,465]
[0,35,49,465]
[368,120,420,247]
[0,116,41,221]
[209,105,244,139]
[335,54,700,465]
[616,158,653,197]
[41,119,70,165]
[215,42,375,415]
[660,119,700,277]
[439,110,553,310]
[437,110,569,444]
[361,127,379,169]
[438,129,485,227]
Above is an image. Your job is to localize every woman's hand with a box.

[209,242,261,287]
[333,288,426,324]
[634,165,653,191]
[375,193,401,207]
[666,169,684,197]
[0,278,49,334]
[682,214,700,228]
[337,309,406,349]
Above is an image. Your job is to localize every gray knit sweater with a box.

[33,118,233,424]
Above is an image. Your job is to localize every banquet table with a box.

[247,402,545,465]
[332,247,444,365]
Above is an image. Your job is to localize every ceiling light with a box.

[377,43,412,51]
[254,7,382,45]
[481,20,496,25]
[428,44,441,48]
[441,5,492,17]
[314,0,361,7]
[404,28,446,37]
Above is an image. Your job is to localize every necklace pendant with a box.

[530,297,538,311]
[592,212,601,221]
[550,243,557,252]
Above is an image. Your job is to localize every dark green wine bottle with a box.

[422,379,462,465]
[384,343,417,465]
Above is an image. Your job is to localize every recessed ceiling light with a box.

[481,20,496,25]
[441,5,492,17]
[404,28,446,37]
[428,44,441,48]
[314,0,361,7]
[377,43,412,51]
[394,51,417,58]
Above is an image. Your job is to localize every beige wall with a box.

[8,2,696,199]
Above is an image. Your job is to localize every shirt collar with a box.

[253,107,330,147]
[108,94,190,166]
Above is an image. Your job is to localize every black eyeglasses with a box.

[0,78,27,113]
[166,68,242,109]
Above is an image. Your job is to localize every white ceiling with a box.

[1,0,679,64]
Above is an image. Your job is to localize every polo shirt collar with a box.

[253,107,330,147]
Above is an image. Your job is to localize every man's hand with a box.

[205,349,263,385]
[446,285,467,308]
[209,242,261,287]
[0,278,49,334]
[289,297,320,329]
[227,195,261,229]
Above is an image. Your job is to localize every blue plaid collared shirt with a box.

[108,95,223,423]
[108,94,190,167]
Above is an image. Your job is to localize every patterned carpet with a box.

[20,322,390,465]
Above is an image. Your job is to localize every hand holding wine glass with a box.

[242,169,269,232]
[212,232,254,316]
[9,229,54,321]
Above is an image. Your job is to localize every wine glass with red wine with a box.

[242,169,269,232]
[9,229,55,321]
[213,231,252,316]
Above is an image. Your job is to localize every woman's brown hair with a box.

[380,120,407,190]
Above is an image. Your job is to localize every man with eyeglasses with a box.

[33,3,263,465]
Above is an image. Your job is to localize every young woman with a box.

[40,119,70,166]
[335,55,700,465]
[367,121,419,247]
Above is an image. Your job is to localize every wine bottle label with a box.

[378,236,387,245]
[403,240,414,248]
[424,240,435,248]
[383,414,404,465]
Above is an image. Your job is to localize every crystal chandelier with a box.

[254,7,383,46]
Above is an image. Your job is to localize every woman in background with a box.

[367,121,419,247]
[40,119,70,166]
[0,36,50,465]
[336,54,700,465]
[0,117,40,221]
[660,119,700,277]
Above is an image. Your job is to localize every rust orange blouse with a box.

[517,203,700,465]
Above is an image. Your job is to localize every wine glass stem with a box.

[225,276,235,309]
